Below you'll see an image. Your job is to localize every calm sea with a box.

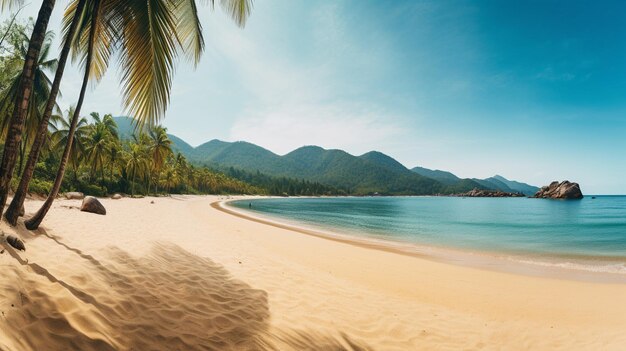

[230,196,626,274]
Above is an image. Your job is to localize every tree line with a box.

[222,167,348,197]
[18,108,263,197]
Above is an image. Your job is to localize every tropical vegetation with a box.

[0,0,253,229]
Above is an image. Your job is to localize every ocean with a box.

[230,196,626,275]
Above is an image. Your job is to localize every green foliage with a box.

[28,178,52,195]
[223,167,346,196]
[79,183,107,197]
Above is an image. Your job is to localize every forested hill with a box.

[114,117,537,195]
[411,167,539,196]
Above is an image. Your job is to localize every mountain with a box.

[114,116,139,140]
[115,116,195,156]
[113,116,537,195]
[491,175,539,196]
[411,166,461,185]
[360,151,410,173]
[410,165,538,196]
[187,143,444,195]
[473,177,515,193]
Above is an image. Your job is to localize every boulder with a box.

[111,193,122,200]
[80,196,106,215]
[65,192,85,200]
[533,181,583,199]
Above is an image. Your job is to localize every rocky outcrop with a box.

[80,196,106,215]
[533,181,583,199]
[65,192,85,200]
[453,188,524,198]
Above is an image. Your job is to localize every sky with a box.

[3,0,626,194]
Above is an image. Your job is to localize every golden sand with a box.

[1,195,626,350]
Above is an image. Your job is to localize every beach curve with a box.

[1,195,626,350]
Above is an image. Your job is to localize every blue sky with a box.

[3,0,626,194]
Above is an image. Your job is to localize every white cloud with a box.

[229,104,405,155]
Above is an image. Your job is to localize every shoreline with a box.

[218,198,626,284]
[3,195,626,350]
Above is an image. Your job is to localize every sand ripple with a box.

[0,239,369,350]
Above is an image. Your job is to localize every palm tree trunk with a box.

[25,0,99,230]
[5,0,86,225]
[0,0,56,218]
[131,170,136,197]
[72,159,79,185]
[18,136,26,177]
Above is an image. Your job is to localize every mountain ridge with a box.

[113,117,538,195]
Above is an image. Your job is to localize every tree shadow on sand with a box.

[2,237,372,350]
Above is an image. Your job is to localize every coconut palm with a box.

[23,0,252,228]
[0,29,58,174]
[0,0,57,216]
[49,106,89,180]
[84,121,108,183]
[25,0,103,230]
[105,138,122,182]
[124,142,148,197]
[4,0,88,223]
[90,112,118,138]
[148,125,172,193]
[161,163,178,193]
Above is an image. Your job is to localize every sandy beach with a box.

[2,195,626,350]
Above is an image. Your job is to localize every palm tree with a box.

[105,137,122,182]
[124,142,147,197]
[84,121,108,183]
[49,106,89,182]
[0,29,58,173]
[25,0,252,229]
[90,112,118,138]
[0,0,57,216]
[173,152,189,192]
[25,0,103,230]
[148,125,172,193]
[161,162,177,193]
[4,0,87,224]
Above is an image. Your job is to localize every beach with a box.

[2,195,626,350]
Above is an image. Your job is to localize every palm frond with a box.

[0,0,24,11]
[63,0,117,83]
[116,0,178,126]
[172,0,204,65]
[219,0,253,28]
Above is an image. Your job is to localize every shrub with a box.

[80,183,108,197]
[28,178,53,195]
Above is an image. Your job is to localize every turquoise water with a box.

[231,196,626,261]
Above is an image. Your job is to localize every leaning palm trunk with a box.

[25,0,100,230]
[0,0,56,218]
[5,0,87,225]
